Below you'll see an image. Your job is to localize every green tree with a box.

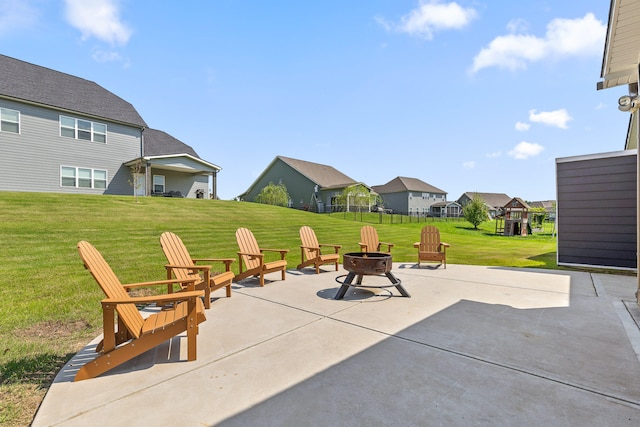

[463,195,489,229]
[254,182,290,207]
[335,184,378,212]
[530,207,547,228]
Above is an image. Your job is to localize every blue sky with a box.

[0,0,629,201]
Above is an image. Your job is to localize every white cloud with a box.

[0,0,40,36]
[508,141,544,159]
[377,1,477,40]
[486,151,501,158]
[515,121,530,131]
[471,13,605,73]
[506,18,528,34]
[463,160,476,169]
[529,108,572,129]
[64,0,132,45]
[91,49,122,63]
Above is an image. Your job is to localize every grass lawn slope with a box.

[0,192,558,425]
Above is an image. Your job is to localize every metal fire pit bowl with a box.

[334,252,410,300]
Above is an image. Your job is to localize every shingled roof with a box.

[0,54,146,128]
[372,176,446,195]
[278,156,357,188]
[459,192,511,208]
[143,128,200,158]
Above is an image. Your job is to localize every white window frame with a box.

[153,175,165,194]
[1,107,20,134]
[60,166,108,189]
[59,115,107,143]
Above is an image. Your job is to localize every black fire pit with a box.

[334,252,410,300]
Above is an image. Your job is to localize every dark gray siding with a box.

[556,151,636,269]
[243,158,316,208]
[0,99,141,195]
[380,192,408,214]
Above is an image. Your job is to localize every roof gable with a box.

[0,54,146,127]
[458,192,511,208]
[278,156,356,188]
[372,176,446,194]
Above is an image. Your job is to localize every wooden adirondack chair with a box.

[359,225,394,253]
[75,241,206,381]
[160,231,235,309]
[234,227,288,286]
[296,226,341,274]
[413,225,450,268]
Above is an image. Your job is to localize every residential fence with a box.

[324,205,464,224]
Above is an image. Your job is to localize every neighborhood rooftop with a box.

[0,54,147,128]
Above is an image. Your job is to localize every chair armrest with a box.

[319,243,341,249]
[358,242,368,251]
[165,263,210,272]
[122,278,197,289]
[260,248,290,254]
[413,243,420,248]
[192,258,235,271]
[237,251,264,260]
[379,242,394,251]
[102,290,204,305]
[441,242,450,247]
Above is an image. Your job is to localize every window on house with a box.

[61,166,108,188]
[60,115,107,143]
[1,108,20,133]
[153,175,165,193]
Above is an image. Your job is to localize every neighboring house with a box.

[125,128,221,199]
[371,176,447,216]
[529,200,556,221]
[0,54,220,198]
[456,192,511,219]
[239,156,364,212]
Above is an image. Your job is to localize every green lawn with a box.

[0,192,560,425]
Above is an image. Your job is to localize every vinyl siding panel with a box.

[151,170,208,198]
[243,158,316,208]
[0,99,141,195]
[556,151,636,269]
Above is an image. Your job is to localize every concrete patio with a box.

[33,263,640,426]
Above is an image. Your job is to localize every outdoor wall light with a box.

[618,95,639,112]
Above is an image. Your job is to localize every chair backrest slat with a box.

[419,226,441,252]
[160,232,200,282]
[236,228,261,270]
[77,241,143,337]
[300,226,319,261]
[360,225,380,252]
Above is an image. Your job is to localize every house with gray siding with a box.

[0,54,221,198]
[127,128,221,198]
[371,177,447,216]
[239,156,363,212]
[456,192,511,219]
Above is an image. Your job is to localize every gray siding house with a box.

[127,128,221,199]
[0,54,221,198]
[456,192,511,219]
[0,54,146,195]
[556,151,636,269]
[371,177,447,216]
[240,156,361,212]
